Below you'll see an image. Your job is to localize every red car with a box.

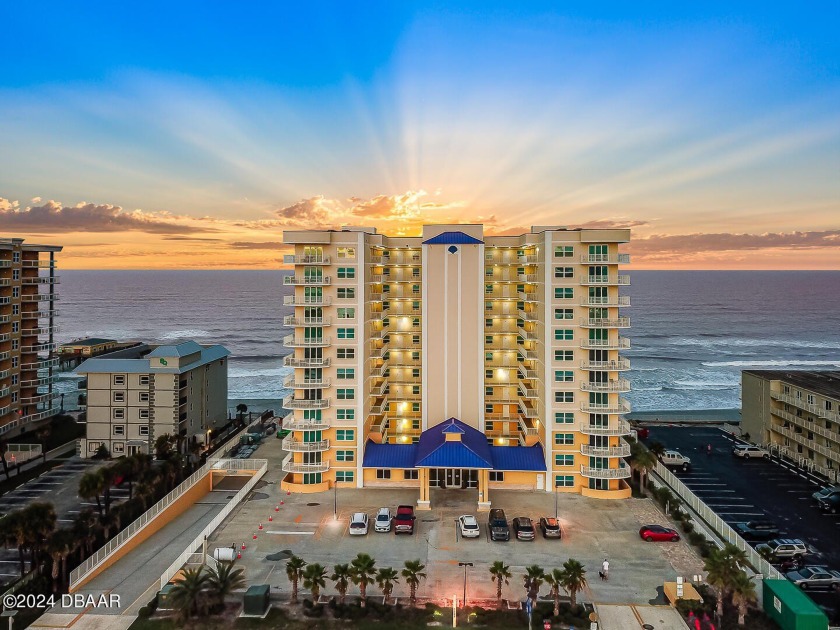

[639,525,680,542]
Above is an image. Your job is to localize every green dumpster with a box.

[243,584,271,616]
[157,584,176,610]
[763,579,828,630]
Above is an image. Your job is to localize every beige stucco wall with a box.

[741,372,771,442]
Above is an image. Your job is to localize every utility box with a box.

[243,584,271,616]
[763,579,828,630]
[157,584,176,610]
[213,547,236,562]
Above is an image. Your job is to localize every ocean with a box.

[52,270,840,414]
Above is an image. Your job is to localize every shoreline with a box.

[626,408,740,424]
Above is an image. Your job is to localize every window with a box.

[554,246,574,258]
[554,433,575,445]
[485,335,493,344]
[139,409,150,419]
[555,475,574,487]
[336,408,355,420]
[555,391,574,403]
[113,391,125,403]
[303,473,322,485]
[336,348,355,359]
[376,469,391,479]
[303,409,322,420]
[555,329,574,341]
[412,402,420,413]
[113,442,125,454]
[412,334,420,344]
[412,351,420,360]
[336,450,354,462]
[337,267,356,279]
[485,319,493,327]
[337,328,355,339]
[412,318,420,328]
[88,442,101,453]
[485,267,494,277]
[337,247,356,259]
[139,392,150,402]
[335,470,354,482]
[807,394,815,405]
[412,368,420,378]
[485,403,493,414]
[486,369,494,379]
[139,375,150,386]
[554,350,574,362]
[554,370,574,382]
[485,284,494,295]
[485,421,494,431]
[113,425,125,436]
[337,288,355,299]
[336,429,355,441]
[485,302,493,311]
[337,389,355,400]
[412,385,420,395]
[555,412,574,424]
[337,368,355,379]
[403,469,419,480]
[489,471,505,482]
[485,386,494,396]
[554,266,574,278]
[554,308,574,320]
[827,401,834,411]
[139,426,149,436]
[554,288,574,299]
[113,375,126,386]
[555,454,574,466]
[337,307,355,319]
[113,409,125,420]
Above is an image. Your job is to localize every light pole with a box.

[554,478,558,519]
[458,562,473,607]
[333,481,338,521]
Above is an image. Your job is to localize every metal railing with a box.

[581,359,631,371]
[580,443,631,457]
[581,463,630,479]
[771,392,840,423]
[579,420,632,436]
[580,379,631,393]
[281,454,330,473]
[283,356,331,368]
[159,459,268,589]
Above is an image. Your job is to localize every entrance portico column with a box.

[477,469,492,512]
[417,467,431,511]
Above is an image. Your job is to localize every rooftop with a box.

[61,337,116,347]
[745,370,840,400]
[74,341,229,375]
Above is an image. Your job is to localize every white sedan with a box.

[733,444,769,459]
[458,514,481,538]
[349,512,369,535]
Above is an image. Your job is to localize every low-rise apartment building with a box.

[76,340,230,457]
[281,223,632,509]
[742,370,840,483]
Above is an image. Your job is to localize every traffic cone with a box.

[258,522,263,530]
[253,532,257,540]
[241,542,246,550]
[269,515,273,522]
[287,490,291,496]
[275,505,280,512]
[237,551,241,559]
[280,500,284,505]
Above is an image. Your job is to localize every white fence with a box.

[159,458,268,588]
[4,443,43,464]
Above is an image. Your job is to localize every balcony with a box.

[370,399,388,415]
[580,400,632,414]
[282,375,331,389]
[772,408,839,442]
[284,295,331,306]
[370,383,389,397]
[518,349,540,361]
[21,309,59,319]
[283,275,331,286]
[286,417,331,430]
[21,260,57,268]
[580,296,630,307]
[580,463,630,479]
[0,261,10,268]
[282,396,330,410]
[580,443,631,457]
[0,298,10,306]
[21,326,60,336]
[580,338,630,350]
[518,255,540,264]
[0,387,9,398]
[21,277,60,285]
[580,379,631,393]
[19,392,59,405]
[282,436,330,452]
[19,375,58,388]
[0,370,8,379]
[518,274,539,283]
[389,307,422,316]
[771,392,840,423]
[281,454,330,474]
[0,279,10,287]
[19,407,60,424]
[773,424,838,460]
[517,309,537,321]
[284,255,331,265]
[283,315,331,326]
[581,359,630,371]
[580,254,631,264]
[518,385,538,398]
[518,402,539,418]
[581,275,630,286]
[20,342,56,354]
[517,291,537,302]
[20,358,59,370]
[580,317,630,329]
[283,356,331,368]
[0,352,10,362]
[21,294,59,302]
[518,330,538,342]
[0,334,9,343]
[579,420,632,436]
[0,315,9,324]
[283,335,331,348]
[518,368,539,379]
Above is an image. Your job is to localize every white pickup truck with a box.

[660,450,692,472]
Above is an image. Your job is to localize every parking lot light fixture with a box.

[458,562,474,607]
[333,482,338,521]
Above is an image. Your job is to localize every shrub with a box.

[688,531,706,546]
[302,598,313,609]
[147,595,158,611]
[681,521,694,534]
[671,508,687,521]
[302,603,324,617]
[137,606,151,619]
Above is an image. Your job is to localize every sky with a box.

[0,1,838,269]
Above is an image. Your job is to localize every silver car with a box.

[349,512,369,536]
[785,566,840,590]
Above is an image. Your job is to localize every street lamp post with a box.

[458,562,473,607]
[554,478,558,519]
[333,481,338,521]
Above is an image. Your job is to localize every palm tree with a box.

[302,563,327,602]
[648,441,666,458]
[72,509,98,558]
[376,567,399,604]
[544,568,564,617]
[523,565,545,607]
[286,555,306,603]
[730,572,757,626]
[78,470,104,518]
[559,559,587,609]
[350,553,377,608]
[704,545,747,619]
[155,434,176,460]
[48,529,77,592]
[98,465,118,516]
[168,566,210,621]
[401,560,426,605]
[630,448,658,494]
[205,560,245,611]
[331,563,351,604]
[0,511,28,575]
[25,502,56,571]
[489,561,512,605]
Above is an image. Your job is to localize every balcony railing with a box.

[282,375,331,389]
[518,330,538,341]
[580,400,631,414]
[19,392,59,405]
[283,356,331,368]
[517,309,537,321]
[580,443,631,457]
[20,358,59,370]
[0,315,9,324]
[20,342,56,353]
[580,317,630,328]
[370,399,389,415]
[282,436,330,452]
[283,316,331,327]
[21,309,59,319]
[21,277,60,285]
[21,326,59,336]
[518,274,539,283]
[282,396,330,410]
[771,392,840,423]
[580,338,630,350]
[518,386,538,398]
[517,291,537,302]
[773,424,838,460]
[21,260,57,268]
[285,418,331,430]
[283,335,331,348]
[518,255,540,264]
[284,255,331,265]
[281,454,330,473]
[518,403,539,418]
[580,296,630,307]
[579,420,632,436]
[0,352,11,362]
[580,379,631,393]
[772,408,840,442]
[580,463,630,479]
[0,334,9,343]
[519,350,540,361]
[19,375,58,388]
[518,368,539,379]
[581,359,631,371]
[283,295,332,306]
[580,254,631,264]
[283,275,331,286]
[581,275,630,286]
[370,384,389,397]
[20,294,59,303]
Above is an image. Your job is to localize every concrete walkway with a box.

[596,604,690,629]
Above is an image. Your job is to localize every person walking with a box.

[707,443,712,457]
[602,558,609,580]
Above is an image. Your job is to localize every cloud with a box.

[630,230,840,255]
[575,219,650,230]
[162,236,224,242]
[0,199,218,234]
[30,196,41,203]
[228,241,288,250]
[350,190,427,218]
[273,196,343,228]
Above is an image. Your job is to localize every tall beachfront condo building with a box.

[742,370,840,484]
[281,224,631,510]
[0,238,62,436]
[76,341,230,458]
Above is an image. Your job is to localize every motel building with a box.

[281,224,632,510]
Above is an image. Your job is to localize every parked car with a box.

[660,450,692,471]
[812,486,840,504]
[349,512,369,536]
[458,515,481,538]
[785,566,840,590]
[539,517,562,539]
[639,525,680,542]
[817,494,840,514]
[394,505,415,535]
[733,444,769,459]
[733,520,780,540]
[374,507,392,533]
[512,517,536,541]
[488,509,510,542]
[756,539,808,559]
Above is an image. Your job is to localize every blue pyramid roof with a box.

[415,418,493,468]
[422,231,484,245]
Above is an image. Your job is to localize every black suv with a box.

[488,509,510,541]
[817,494,840,514]
[733,520,780,540]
